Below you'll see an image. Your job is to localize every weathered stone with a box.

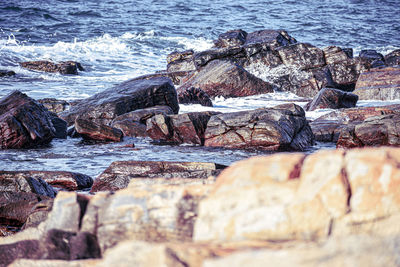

[128,71,196,86]
[244,29,295,49]
[146,111,219,145]
[0,70,16,77]
[38,98,70,114]
[90,161,225,192]
[204,105,314,151]
[214,29,248,48]
[309,119,349,142]
[305,88,358,111]
[0,170,93,191]
[353,67,400,100]
[0,91,56,149]
[277,43,325,70]
[19,60,84,75]
[60,77,179,125]
[328,57,370,90]
[179,60,275,98]
[323,46,351,65]
[193,47,245,69]
[50,116,68,139]
[167,50,196,72]
[22,199,53,230]
[359,49,385,68]
[385,49,400,66]
[75,118,123,142]
[178,87,213,107]
[0,174,56,197]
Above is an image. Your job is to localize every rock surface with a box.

[177,87,213,107]
[0,91,56,149]
[305,88,358,111]
[38,98,70,114]
[0,70,16,77]
[204,104,314,151]
[75,118,123,142]
[60,77,179,125]
[19,61,84,75]
[91,161,226,192]
[385,49,400,66]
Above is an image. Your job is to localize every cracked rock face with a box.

[204,104,314,151]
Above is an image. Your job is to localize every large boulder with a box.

[60,77,179,125]
[214,29,247,48]
[19,61,84,75]
[323,46,352,65]
[167,50,196,73]
[90,161,225,192]
[305,88,358,111]
[178,60,275,98]
[0,91,56,149]
[353,67,400,100]
[327,57,370,91]
[359,49,385,68]
[204,104,314,151]
[276,43,326,70]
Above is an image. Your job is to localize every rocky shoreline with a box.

[1,28,400,266]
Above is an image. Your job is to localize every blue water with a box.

[0,0,399,176]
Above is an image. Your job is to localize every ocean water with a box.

[1,0,400,177]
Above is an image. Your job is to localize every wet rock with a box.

[75,118,123,142]
[323,46,351,65]
[384,49,400,66]
[0,170,93,191]
[193,47,245,69]
[90,161,226,192]
[214,29,248,48]
[305,88,358,111]
[167,50,196,72]
[38,98,70,114]
[19,60,84,75]
[111,105,173,137]
[244,29,295,49]
[178,87,213,107]
[277,43,326,70]
[146,111,219,145]
[60,77,179,125]
[0,90,56,149]
[337,114,400,148]
[243,49,283,68]
[327,57,370,91]
[0,174,56,197]
[309,119,350,142]
[50,115,68,139]
[359,49,385,68]
[204,104,314,151]
[353,67,400,100]
[179,60,275,98]
[0,70,16,77]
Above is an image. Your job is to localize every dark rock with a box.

[75,118,123,142]
[204,104,314,151]
[179,60,275,98]
[0,70,16,77]
[0,170,93,191]
[167,50,196,72]
[91,161,226,192]
[111,105,173,137]
[323,46,351,65]
[177,87,213,107]
[147,111,219,145]
[309,119,348,142]
[244,29,295,48]
[353,67,400,100]
[38,98,70,114]
[385,49,400,66]
[60,76,179,125]
[67,125,81,138]
[342,48,354,58]
[0,174,56,197]
[0,91,56,149]
[129,71,196,86]
[359,49,385,68]
[277,43,326,70]
[193,47,245,69]
[214,29,248,48]
[49,115,68,139]
[19,60,84,75]
[305,88,358,111]
[327,57,370,90]
[243,49,283,68]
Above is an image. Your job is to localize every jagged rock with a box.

[193,47,246,69]
[178,87,213,107]
[327,57,370,91]
[19,61,84,75]
[74,118,123,142]
[353,67,400,100]
[60,77,179,125]
[204,104,314,151]
[385,49,400,66]
[0,70,16,77]
[111,106,173,137]
[167,50,196,72]
[90,161,225,192]
[179,60,275,98]
[305,88,358,111]
[38,98,70,114]
[323,46,351,65]
[214,29,248,48]
[0,91,56,149]
[277,43,326,70]
[50,115,68,139]
[0,170,93,191]
[359,49,385,68]
[146,111,219,145]
[244,29,296,49]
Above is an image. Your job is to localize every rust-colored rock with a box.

[178,87,213,107]
[75,118,123,142]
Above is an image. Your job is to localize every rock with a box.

[214,29,248,48]
[204,104,314,151]
[384,49,400,66]
[146,111,219,145]
[327,57,370,91]
[111,105,173,137]
[277,43,326,70]
[243,49,283,68]
[38,98,70,114]
[22,199,53,230]
[90,161,225,192]
[178,87,213,107]
[179,60,275,98]
[323,46,351,65]
[50,115,68,139]
[0,170,93,191]
[353,67,400,100]
[359,49,385,68]
[0,174,56,197]
[244,29,295,49]
[19,61,84,75]
[0,70,16,77]
[126,71,196,86]
[167,50,196,72]
[60,77,179,125]
[0,91,56,149]
[309,119,350,142]
[193,47,246,69]
[74,118,123,142]
[305,88,358,111]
